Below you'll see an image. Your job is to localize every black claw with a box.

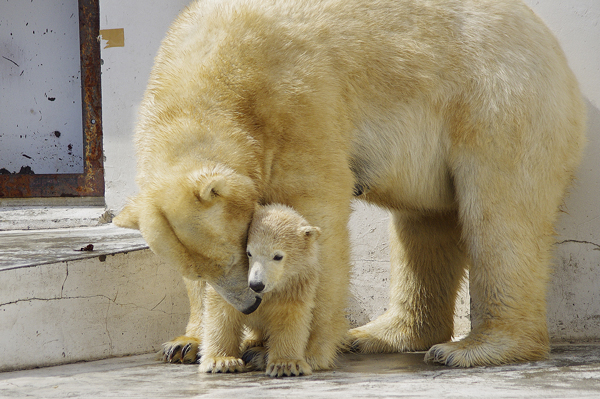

[168,345,181,362]
[181,343,191,358]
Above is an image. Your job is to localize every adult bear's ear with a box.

[196,175,230,202]
[113,196,141,230]
[299,226,321,243]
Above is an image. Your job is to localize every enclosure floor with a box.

[2,343,600,398]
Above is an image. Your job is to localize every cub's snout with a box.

[248,260,274,293]
[249,280,266,293]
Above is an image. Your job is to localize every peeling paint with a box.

[99,28,125,49]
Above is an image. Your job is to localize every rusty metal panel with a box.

[0,0,103,198]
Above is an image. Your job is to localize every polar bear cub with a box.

[199,204,322,377]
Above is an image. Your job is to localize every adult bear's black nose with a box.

[249,281,265,293]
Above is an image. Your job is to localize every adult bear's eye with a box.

[273,254,283,261]
[247,250,252,257]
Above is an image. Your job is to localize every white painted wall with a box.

[0,1,84,174]
[520,0,600,340]
[100,0,191,208]
[101,1,600,340]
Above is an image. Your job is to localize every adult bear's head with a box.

[113,165,262,314]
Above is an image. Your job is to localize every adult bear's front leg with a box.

[295,199,354,371]
[348,211,468,353]
[161,278,205,364]
[199,286,246,373]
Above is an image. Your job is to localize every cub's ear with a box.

[299,226,321,242]
[196,175,230,202]
[113,198,141,230]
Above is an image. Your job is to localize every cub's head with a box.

[113,165,262,314]
[246,204,321,294]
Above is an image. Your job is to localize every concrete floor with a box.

[2,343,600,398]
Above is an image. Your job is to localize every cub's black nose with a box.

[249,281,265,293]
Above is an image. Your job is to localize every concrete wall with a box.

[521,0,600,340]
[99,0,191,205]
[0,249,188,372]
[100,1,600,340]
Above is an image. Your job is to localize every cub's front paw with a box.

[160,336,200,364]
[199,357,245,373]
[266,359,312,377]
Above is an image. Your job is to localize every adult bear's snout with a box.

[242,296,262,315]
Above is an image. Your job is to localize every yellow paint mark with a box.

[99,28,125,49]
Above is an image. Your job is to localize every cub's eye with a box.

[246,251,252,257]
[273,254,283,261]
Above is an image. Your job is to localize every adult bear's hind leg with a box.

[424,147,569,366]
[348,211,468,353]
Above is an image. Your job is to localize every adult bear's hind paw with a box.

[424,330,549,367]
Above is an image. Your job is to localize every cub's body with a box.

[200,205,324,376]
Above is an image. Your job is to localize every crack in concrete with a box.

[105,298,113,351]
[0,295,172,315]
[557,240,600,250]
[60,264,69,296]
[151,294,167,311]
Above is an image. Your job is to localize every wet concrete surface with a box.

[1,343,600,398]
[0,224,147,270]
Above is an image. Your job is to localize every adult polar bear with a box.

[114,0,586,368]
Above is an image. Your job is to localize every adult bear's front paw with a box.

[266,359,312,377]
[199,357,245,373]
[160,336,200,363]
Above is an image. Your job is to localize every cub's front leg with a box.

[263,299,315,377]
[199,286,246,373]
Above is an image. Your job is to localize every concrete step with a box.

[0,224,189,372]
